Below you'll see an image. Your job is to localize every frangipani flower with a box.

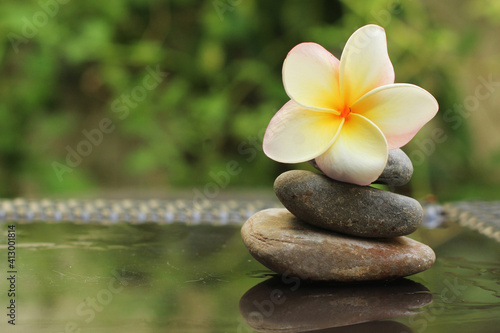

[263,24,439,186]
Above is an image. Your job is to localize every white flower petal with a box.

[352,83,439,149]
[315,113,388,185]
[263,100,344,163]
[283,43,343,112]
[340,25,395,106]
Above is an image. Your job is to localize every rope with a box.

[443,201,500,242]
[0,199,281,225]
[1,199,499,242]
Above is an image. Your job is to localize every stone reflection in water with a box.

[300,320,413,333]
[239,277,432,332]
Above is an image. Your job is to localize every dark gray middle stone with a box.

[274,170,423,238]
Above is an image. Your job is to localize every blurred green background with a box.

[0,0,499,201]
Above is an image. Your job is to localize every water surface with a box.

[0,221,499,332]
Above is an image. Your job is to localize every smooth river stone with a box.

[376,148,414,186]
[274,170,423,238]
[241,208,435,282]
[239,277,432,332]
[309,148,413,186]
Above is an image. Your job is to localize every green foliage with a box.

[0,0,498,200]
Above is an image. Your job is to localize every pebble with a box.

[309,148,413,186]
[274,170,423,238]
[239,277,432,332]
[241,208,435,281]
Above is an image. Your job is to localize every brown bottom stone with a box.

[241,208,436,282]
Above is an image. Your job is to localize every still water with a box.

[0,220,499,332]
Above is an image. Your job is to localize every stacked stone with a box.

[241,149,435,282]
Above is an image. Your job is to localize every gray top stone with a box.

[241,208,436,282]
[274,170,423,238]
[309,148,413,186]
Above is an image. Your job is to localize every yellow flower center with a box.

[340,106,351,119]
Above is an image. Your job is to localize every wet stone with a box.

[274,170,423,238]
[376,148,414,186]
[241,208,436,282]
[309,148,413,186]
